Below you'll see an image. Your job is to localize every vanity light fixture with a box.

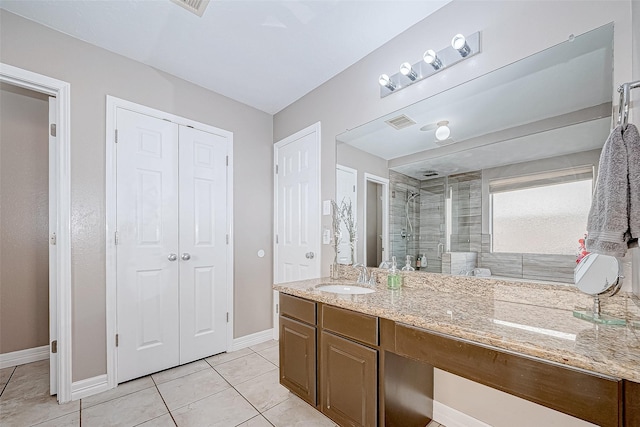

[435,121,451,141]
[400,62,418,81]
[379,31,481,98]
[451,34,471,57]
[379,74,396,91]
[423,49,443,70]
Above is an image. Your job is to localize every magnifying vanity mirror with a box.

[336,23,615,284]
[573,253,625,324]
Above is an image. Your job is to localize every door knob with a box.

[305,252,315,259]
[168,253,178,261]
[181,253,191,261]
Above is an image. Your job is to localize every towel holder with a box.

[617,79,640,129]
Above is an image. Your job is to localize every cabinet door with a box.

[321,331,377,427]
[280,316,317,405]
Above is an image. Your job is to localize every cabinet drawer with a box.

[321,305,378,346]
[280,293,316,325]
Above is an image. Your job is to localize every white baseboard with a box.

[0,345,49,369]
[433,401,492,427]
[231,328,274,351]
[71,374,110,401]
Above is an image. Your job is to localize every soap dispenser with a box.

[401,255,415,272]
[387,256,402,290]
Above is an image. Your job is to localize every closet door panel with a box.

[116,108,180,383]
[178,126,229,363]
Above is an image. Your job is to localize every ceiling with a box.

[0,0,451,114]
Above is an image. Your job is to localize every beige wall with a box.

[0,10,274,381]
[0,83,50,354]
[274,1,633,424]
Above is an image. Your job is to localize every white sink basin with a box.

[316,284,375,295]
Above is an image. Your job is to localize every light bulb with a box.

[400,62,417,81]
[435,124,450,141]
[379,74,396,90]
[451,34,471,57]
[423,49,443,70]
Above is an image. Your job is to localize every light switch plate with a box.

[323,200,332,215]
[323,227,331,244]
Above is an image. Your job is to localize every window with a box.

[490,166,593,255]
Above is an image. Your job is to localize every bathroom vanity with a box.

[274,272,640,427]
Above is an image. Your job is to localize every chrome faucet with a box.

[354,263,369,284]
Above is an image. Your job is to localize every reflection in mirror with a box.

[336,23,614,283]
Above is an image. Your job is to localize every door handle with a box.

[305,252,315,259]
[181,253,191,261]
[168,253,178,261]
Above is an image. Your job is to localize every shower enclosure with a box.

[389,170,481,273]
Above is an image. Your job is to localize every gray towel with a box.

[586,123,640,256]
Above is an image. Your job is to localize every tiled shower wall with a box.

[389,170,576,283]
[389,170,420,267]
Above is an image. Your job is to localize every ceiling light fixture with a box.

[451,34,471,57]
[378,74,396,91]
[435,121,450,141]
[378,31,481,98]
[423,49,443,70]
[400,62,418,81]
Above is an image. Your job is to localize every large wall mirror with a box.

[336,23,614,284]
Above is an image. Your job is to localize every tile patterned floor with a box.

[0,340,444,427]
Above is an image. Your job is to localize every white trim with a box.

[0,346,49,369]
[71,374,109,401]
[433,401,492,427]
[363,173,389,265]
[105,96,234,390]
[231,329,274,351]
[336,164,358,264]
[0,63,72,403]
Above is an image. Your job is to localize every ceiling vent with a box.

[385,114,416,130]
[423,170,439,177]
[170,0,210,17]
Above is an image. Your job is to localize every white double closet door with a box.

[116,108,229,383]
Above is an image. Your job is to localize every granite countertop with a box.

[273,272,640,383]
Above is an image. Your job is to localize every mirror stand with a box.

[573,295,626,326]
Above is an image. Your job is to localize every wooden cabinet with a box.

[320,304,378,427]
[320,331,377,427]
[279,293,317,405]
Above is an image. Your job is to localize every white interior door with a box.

[274,123,321,283]
[178,126,228,363]
[116,108,180,383]
[48,96,57,395]
[336,165,357,265]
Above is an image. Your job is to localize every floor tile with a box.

[257,345,279,367]
[236,415,273,427]
[81,386,167,427]
[263,395,337,427]
[31,411,80,426]
[171,387,259,427]
[136,413,177,426]
[0,366,15,385]
[205,347,253,367]
[157,368,230,410]
[152,360,210,385]
[1,365,50,400]
[249,340,279,353]
[235,370,290,412]
[213,353,277,386]
[0,394,79,426]
[81,375,154,408]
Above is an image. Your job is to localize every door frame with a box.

[363,173,389,267]
[272,122,322,340]
[0,63,72,403]
[105,96,234,390]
